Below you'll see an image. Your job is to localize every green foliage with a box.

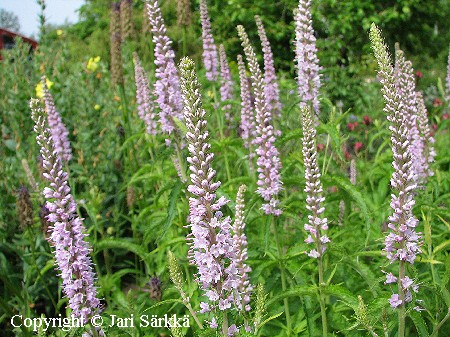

[1,1,450,337]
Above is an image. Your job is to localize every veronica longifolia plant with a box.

[301,106,329,258]
[219,44,234,121]
[199,0,218,81]
[294,0,321,116]
[255,15,281,118]
[30,99,101,326]
[42,77,72,163]
[179,57,251,336]
[237,25,283,216]
[370,23,423,337]
[133,53,157,135]
[394,47,426,183]
[237,54,255,150]
[145,0,183,134]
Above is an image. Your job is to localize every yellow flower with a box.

[35,78,54,98]
[56,29,63,36]
[86,56,101,72]
[94,104,101,111]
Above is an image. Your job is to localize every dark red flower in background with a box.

[433,98,443,107]
[354,142,363,152]
[362,115,372,126]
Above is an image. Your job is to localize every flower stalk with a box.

[179,57,251,334]
[199,0,218,81]
[370,24,422,337]
[237,25,283,216]
[294,0,322,116]
[30,98,101,324]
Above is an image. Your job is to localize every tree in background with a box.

[0,9,21,33]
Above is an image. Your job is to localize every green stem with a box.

[174,142,188,183]
[318,257,328,337]
[27,227,58,312]
[430,309,450,337]
[184,301,204,330]
[273,216,291,333]
[222,311,229,337]
[119,84,131,137]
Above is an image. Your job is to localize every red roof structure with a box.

[0,28,38,60]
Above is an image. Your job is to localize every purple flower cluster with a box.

[178,58,250,325]
[237,54,255,149]
[30,99,100,323]
[219,44,234,121]
[301,106,329,258]
[384,272,419,308]
[370,24,422,309]
[294,0,321,116]
[238,25,283,216]
[42,78,72,163]
[133,53,157,135]
[255,15,281,118]
[394,48,429,184]
[146,0,183,134]
[200,0,218,81]
[416,91,436,178]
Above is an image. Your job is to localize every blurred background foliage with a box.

[52,0,450,110]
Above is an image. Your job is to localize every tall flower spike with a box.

[219,44,234,121]
[294,0,321,116]
[199,0,218,81]
[370,24,422,309]
[120,0,134,40]
[179,57,242,329]
[301,106,329,258]
[30,99,101,323]
[133,53,158,135]
[394,47,429,184]
[42,77,72,163]
[237,54,255,149]
[146,0,183,134]
[255,15,281,118]
[232,185,252,312]
[416,91,435,179]
[238,25,283,216]
[110,2,124,86]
